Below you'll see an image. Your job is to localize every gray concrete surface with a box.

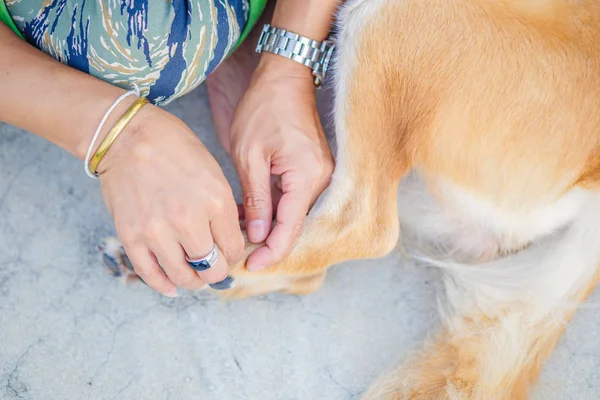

[1,85,599,400]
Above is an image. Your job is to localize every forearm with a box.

[272,0,339,40]
[0,24,134,160]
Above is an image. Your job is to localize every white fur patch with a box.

[397,172,600,316]
[397,173,590,261]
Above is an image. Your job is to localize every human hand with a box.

[98,104,244,296]
[230,55,334,271]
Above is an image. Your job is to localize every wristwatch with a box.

[255,24,336,88]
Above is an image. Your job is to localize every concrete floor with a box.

[1,85,600,400]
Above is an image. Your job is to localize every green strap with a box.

[0,0,24,40]
[233,0,267,51]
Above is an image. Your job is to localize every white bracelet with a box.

[84,85,141,179]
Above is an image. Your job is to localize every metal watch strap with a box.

[255,24,335,88]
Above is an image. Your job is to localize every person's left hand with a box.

[230,54,334,271]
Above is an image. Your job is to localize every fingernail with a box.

[164,289,178,298]
[209,276,235,290]
[248,220,267,242]
[247,264,266,272]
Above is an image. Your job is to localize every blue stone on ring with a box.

[186,245,220,272]
[187,258,212,272]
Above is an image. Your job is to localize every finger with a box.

[247,178,282,234]
[150,238,207,290]
[179,223,233,286]
[212,201,245,263]
[246,170,311,271]
[236,153,273,243]
[123,245,178,297]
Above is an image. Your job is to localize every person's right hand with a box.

[97,104,244,297]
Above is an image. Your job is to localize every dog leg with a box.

[363,195,600,400]
[226,113,407,297]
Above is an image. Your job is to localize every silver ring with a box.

[185,244,220,272]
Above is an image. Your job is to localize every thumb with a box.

[238,156,273,243]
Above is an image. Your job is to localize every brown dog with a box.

[106,1,600,398]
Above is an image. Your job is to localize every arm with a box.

[0,23,132,159]
[271,0,338,40]
[0,23,244,296]
[231,0,340,270]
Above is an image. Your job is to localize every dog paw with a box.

[98,237,142,284]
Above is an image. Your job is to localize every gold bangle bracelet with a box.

[88,97,149,176]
